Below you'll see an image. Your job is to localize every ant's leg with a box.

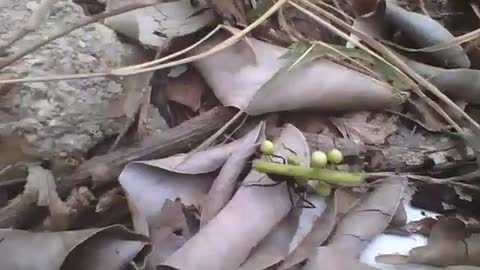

[242,175,265,186]
[269,154,287,165]
[286,182,295,208]
[243,180,284,188]
[281,143,297,156]
[298,192,316,209]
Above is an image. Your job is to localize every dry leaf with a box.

[352,0,470,68]
[304,177,407,270]
[165,68,206,112]
[24,165,70,230]
[136,129,262,174]
[0,225,149,270]
[190,32,403,115]
[376,217,480,267]
[119,163,213,234]
[105,0,216,48]
[304,247,380,270]
[239,196,327,270]
[120,120,263,235]
[200,122,265,226]
[159,124,308,270]
[405,58,480,104]
[147,199,191,267]
[279,188,361,269]
[205,0,246,25]
[330,112,398,144]
[238,208,301,270]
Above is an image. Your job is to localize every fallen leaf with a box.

[205,0,246,25]
[200,122,265,226]
[0,225,149,270]
[405,58,480,104]
[330,112,398,144]
[352,0,470,68]
[389,201,407,228]
[239,196,327,270]
[304,247,380,270]
[190,31,403,115]
[159,124,308,270]
[147,199,191,267]
[24,165,70,230]
[279,188,361,269]
[105,0,216,48]
[165,68,206,112]
[304,177,407,270]
[119,163,214,234]
[238,208,301,270]
[136,127,262,174]
[375,217,480,267]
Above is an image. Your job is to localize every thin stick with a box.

[114,24,226,74]
[0,0,162,70]
[0,0,290,83]
[0,24,225,84]
[176,109,244,169]
[418,0,432,18]
[382,27,480,53]
[0,72,109,84]
[365,171,480,191]
[220,112,249,144]
[111,0,291,77]
[291,1,459,131]
[295,0,475,131]
[321,0,353,23]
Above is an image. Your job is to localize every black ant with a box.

[244,143,316,209]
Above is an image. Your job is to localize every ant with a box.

[244,142,316,209]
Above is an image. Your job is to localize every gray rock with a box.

[0,0,157,162]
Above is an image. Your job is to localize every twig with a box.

[291,1,458,131]
[294,0,478,132]
[324,0,353,23]
[0,0,290,83]
[471,2,480,20]
[0,0,162,70]
[365,171,480,191]
[110,0,291,77]
[0,0,60,53]
[418,0,432,18]
[254,159,364,185]
[0,107,235,228]
[57,106,236,197]
[113,24,227,75]
[220,113,249,144]
[175,109,244,170]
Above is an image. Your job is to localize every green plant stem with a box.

[253,159,363,185]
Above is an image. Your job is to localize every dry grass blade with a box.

[0,0,162,70]
[381,26,480,53]
[288,43,315,71]
[289,1,458,131]
[114,24,227,75]
[313,41,381,79]
[0,0,290,84]
[294,0,478,131]
[111,0,292,77]
[318,0,354,23]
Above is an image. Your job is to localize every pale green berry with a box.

[313,181,332,196]
[327,149,343,164]
[260,140,275,155]
[311,151,327,167]
[287,154,301,165]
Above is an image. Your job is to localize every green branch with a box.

[253,159,363,185]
